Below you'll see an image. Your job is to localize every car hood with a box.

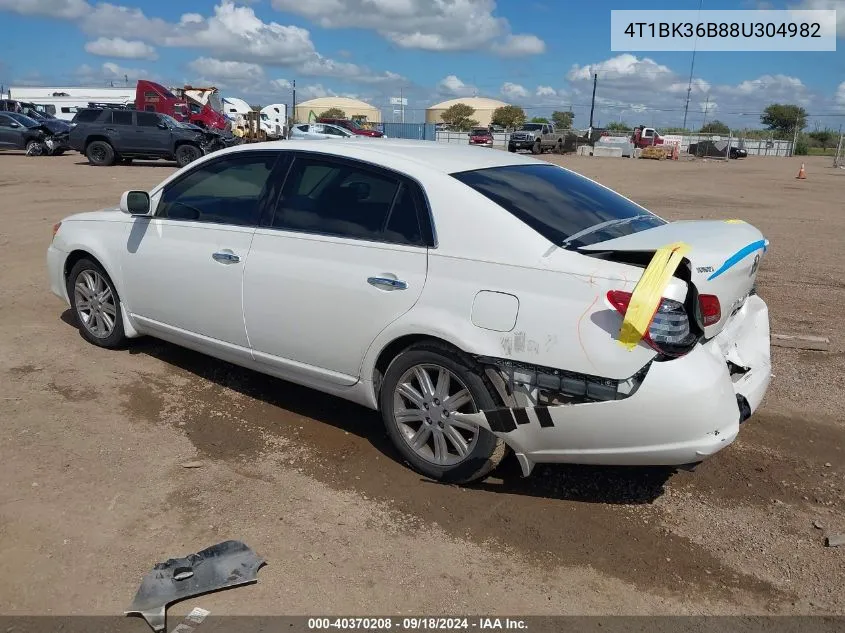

[579,219,769,338]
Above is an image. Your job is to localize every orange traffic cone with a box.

[796,163,807,179]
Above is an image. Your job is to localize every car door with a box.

[135,111,173,154]
[120,150,284,361]
[105,109,134,152]
[0,114,22,148]
[242,151,431,386]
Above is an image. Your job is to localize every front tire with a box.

[531,141,541,154]
[379,344,506,484]
[175,144,202,167]
[25,140,43,156]
[86,141,115,166]
[67,258,126,349]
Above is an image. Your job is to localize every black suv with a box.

[69,108,218,167]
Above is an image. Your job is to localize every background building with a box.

[295,96,382,124]
[425,97,510,127]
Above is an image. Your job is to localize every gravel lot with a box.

[1,150,843,623]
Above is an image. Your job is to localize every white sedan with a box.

[289,123,358,140]
[46,139,772,483]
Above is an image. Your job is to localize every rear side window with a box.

[271,154,425,246]
[73,109,101,123]
[451,164,666,248]
[137,112,160,127]
[111,110,133,125]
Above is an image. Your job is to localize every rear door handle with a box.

[368,276,408,290]
[212,251,240,264]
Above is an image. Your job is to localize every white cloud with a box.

[567,53,673,83]
[536,86,557,97]
[0,0,90,19]
[187,57,264,82]
[492,34,546,56]
[269,0,545,56]
[788,0,845,37]
[436,75,477,97]
[74,61,150,84]
[84,37,157,60]
[500,82,528,100]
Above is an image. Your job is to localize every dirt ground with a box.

[1,150,843,626]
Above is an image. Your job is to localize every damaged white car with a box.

[46,139,772,483]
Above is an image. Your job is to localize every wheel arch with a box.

[62,247,141,338]
[84,135,111,150]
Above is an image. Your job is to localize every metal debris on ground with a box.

[771,333,830,352]
[825,534,845,548]
[125,540,265,632]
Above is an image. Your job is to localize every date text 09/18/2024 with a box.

[307,617,528,630]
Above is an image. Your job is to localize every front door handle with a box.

[212,251,240,264]
[368,276,408,290]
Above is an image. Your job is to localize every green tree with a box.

[761,103,807,135]
[319,107,346,119]
[441,103,479,131]
[700,120,730,135]
[662,126,690,134]
[551,110,574,129]
[530,116,549,123]
[809,129,835,150]
[606,121,630,132]
[491,105,526,130]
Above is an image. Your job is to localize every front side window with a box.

[137,112,161,127]
[156,153,279,226]
[452,164,666,248]
[271,154,425,246]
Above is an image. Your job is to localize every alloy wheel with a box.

[392,364,480,466]
[74,270,117,339]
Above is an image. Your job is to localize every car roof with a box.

[196,138,546,176]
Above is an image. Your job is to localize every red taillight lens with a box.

[698,294,721,326]
[607,290,698,358]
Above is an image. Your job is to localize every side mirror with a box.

[157,122,168,129]
[120,190,151,216]
[10,122,21,128]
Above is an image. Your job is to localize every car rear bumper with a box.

[458,295,772,475]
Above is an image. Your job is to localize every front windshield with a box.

[471,128,488,135]
[519,123,543,131]
[452,164,666,248]
[208,92,223,114]
[5,112,40,127]
[159,113,182,128]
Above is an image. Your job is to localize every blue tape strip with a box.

[707,239,768,281]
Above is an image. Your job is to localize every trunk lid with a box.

[578,220,769,338]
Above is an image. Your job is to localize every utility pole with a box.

[792,114,800,156]
[291,79,296,130]
[682,0,704,139]
[588,72,597,134]
[701,94,710,131]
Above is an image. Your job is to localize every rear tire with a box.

[175,144,202,167]
[86,141,115,166]
[67,258,126,349]
[379,343,507,484]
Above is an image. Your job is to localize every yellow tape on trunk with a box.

[618,242,691,350]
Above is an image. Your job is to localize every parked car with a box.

[289,123,357,140]
[47,140,772,484]
[0,111,69,155]
[316,117,385,138]
[68,108,233,167]
[508,122,565,154]
[468,127,493,147]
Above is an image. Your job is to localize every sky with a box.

[0,0,843,130]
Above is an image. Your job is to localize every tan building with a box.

[425,97,510,127]
[295,96,382,124]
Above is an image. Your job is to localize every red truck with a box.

[631,125,665,149]
[135,81,230,132]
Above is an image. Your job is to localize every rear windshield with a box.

[451,164,666,248]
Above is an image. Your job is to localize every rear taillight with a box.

[52,222,62,240]
[697,294,721,326]
[607,290,699,358]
